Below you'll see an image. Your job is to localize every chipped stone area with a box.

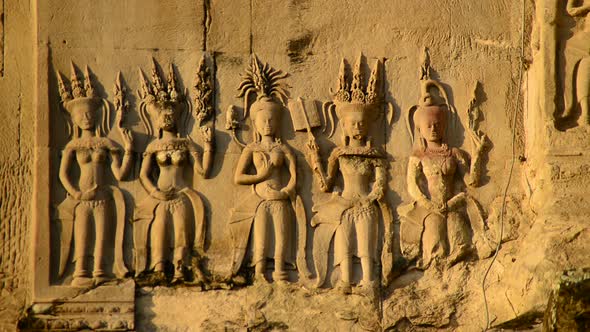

[19,280,135,331]
[137,282,381,331]
[542,268,590,332]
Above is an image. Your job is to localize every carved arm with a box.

[407,156,435,210]
[322,150,340,192]
[367,161,387,202]
[110,109,135,180]
[281,146,297,197]
[139,152,159,196]
[189,126,214,178]
[59,148,81,200]
[305,139,336,192]
[110,149,133,181]
[233,146,272,185]
[189,143,214,179]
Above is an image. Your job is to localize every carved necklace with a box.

[425,144,451,157]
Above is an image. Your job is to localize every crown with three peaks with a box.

[332,54,383,107]
[56,62,102,113]
[138,58,183,111]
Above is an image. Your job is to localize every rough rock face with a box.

[1,0,590,331]
[543,269,590,332]
[0,0,34,330]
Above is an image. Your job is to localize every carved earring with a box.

[339,121,348,146]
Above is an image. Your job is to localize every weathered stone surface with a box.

[137,283,380,331]
[543,268,590,332]
[1,0,589,331]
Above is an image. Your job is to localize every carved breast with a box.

[340,156,374,176]
[156,150,187,166]
[422,155,456,178]
[76,148,107,164]
[253,148,284,170]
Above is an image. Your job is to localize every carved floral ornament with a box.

[49,49,494,294]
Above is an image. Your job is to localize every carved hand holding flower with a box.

[305,137,319,158]
[467,126,488,156]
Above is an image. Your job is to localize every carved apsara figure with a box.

[56,64,134,287]
[398,68,489,269]
[563,0,590,125]
[134,58,214,282]
[228,55,298,284]
[307,56,390,293]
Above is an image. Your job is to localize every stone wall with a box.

[1,0,589,331]
[0,0,34,330]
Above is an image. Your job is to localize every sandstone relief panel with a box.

[12,0,589,331]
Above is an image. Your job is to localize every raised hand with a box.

[467,126,488,155]
[118,127,134,151]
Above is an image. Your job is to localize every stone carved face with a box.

[417,105,447,144]
[71,101,97,131]
[251,99,281,138]
[155,106,177,132]
[339,104,372,140]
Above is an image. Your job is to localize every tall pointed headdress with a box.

[319,54,385,138]
[236,54,289,120]
[56,62,111,137]
[406,48,457,147]
[138,58,187,137]
[332,53,383,107]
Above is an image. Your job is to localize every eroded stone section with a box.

[134,57,214,284]
[136,283,380,331]
[21,280,135,331]
[306,55,393,294]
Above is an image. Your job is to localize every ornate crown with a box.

[237,54,289,118]
[56,62,102,113]
[332,54,383,106]
[138,58,183,108]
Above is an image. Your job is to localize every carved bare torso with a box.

[420,153,458,206]
[155,148,188,191]
[76,147,107,189]
[252,146,287,200]
[66,137,120,200]
[339,155,374,200]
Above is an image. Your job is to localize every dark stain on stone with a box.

[287,33,314,65]
[290,0,310,8]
